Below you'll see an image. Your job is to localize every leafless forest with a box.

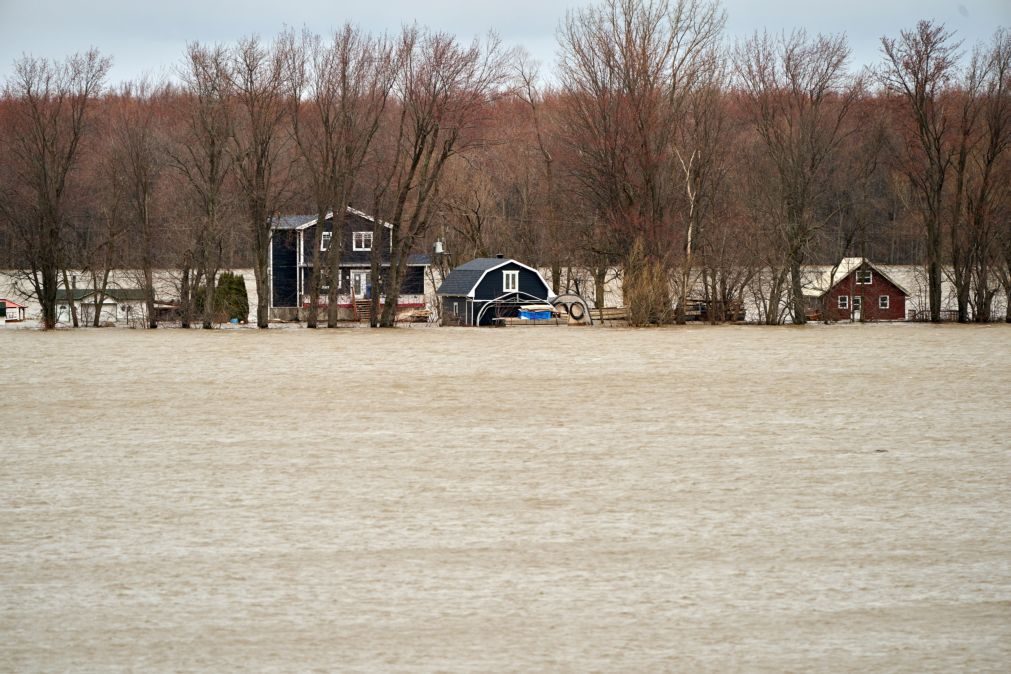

[1,0,1009,328]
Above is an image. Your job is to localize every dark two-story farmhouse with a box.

[437,256,554,326]
[270,207,430,319]
[805,258,909,321]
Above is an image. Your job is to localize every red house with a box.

[806,258,909,322]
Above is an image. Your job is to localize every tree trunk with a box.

[93,268,111,327]
[306,208,327,329]
[379,238,406,327]
[956,278,971,323]
[60,269,79,328]
[254,222,271,328]
[202,270,216,329]
[40,266,58,329]
[764,269,785,325]
[180,267,192,328]
[790,256,806,325]
[593,267,606,314]
[143,265,157,330]
[369,224,382,328]
[927,204,944,323]
[325,213,345,328]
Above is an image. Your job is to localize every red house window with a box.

[879,295,889,309]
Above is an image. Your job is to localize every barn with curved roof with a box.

[437,256,553,326]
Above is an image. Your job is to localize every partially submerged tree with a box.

[108,80,167,328]
[370,27,512,327]
[284,25,397,328]
[557,0,726,290]
[229,35,292,328]
[735,29,863,324]
[962,30,1011,322]
[673,51,728,323]
[879,20,961,323]
[0,50,111,329]
[169,43,235,329]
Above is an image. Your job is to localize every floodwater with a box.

[1,324,1009,672]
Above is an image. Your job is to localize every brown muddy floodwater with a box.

[1,323,1010,672]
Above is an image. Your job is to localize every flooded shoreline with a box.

[2,324,1009,671]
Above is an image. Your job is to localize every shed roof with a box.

[56,288,148,302]
[437,258,501,296]
[437,257,551,298]
[804,257,910,298]
[2,298,26,309]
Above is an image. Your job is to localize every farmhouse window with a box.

[503,270,519,292]
[856,270,872,284]
[353,231,373,251]
[879,295,889,309]
[321,231,332,251]
[838,295,848,309]
[853,296,862,310]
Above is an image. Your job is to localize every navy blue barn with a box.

[437,257,553,326]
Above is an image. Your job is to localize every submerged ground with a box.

[2,324,1009,671]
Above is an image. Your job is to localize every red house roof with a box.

[804,258,910,298]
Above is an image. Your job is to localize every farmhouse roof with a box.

[272,207,393,231]
[407,253,432,266]
[273,214,315,230]
[804,257,910,297]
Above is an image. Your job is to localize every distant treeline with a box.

[1,0,1008,328]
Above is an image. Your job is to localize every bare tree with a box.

[169,43,234,329]
[109,81,166,328]
[558,0,725,262]
[229,35,291,328]
[880,20,961,323]
[516,52,565,292]
[964,30,1011,322]
[735,30,863,324]
[0,50,110,329]
[674,50,727,323]
[370,27,512,327]
[284,25,396,328]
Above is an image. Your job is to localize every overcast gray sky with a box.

[0,0,1008,84]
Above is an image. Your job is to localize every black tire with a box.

[569,302,585,320]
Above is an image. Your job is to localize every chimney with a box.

[496,253,504,259]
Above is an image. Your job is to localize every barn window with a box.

[503,270,519,292]
[353,231,373,251]
[838,295,848,309]
[856,270,872,284]
[853,296,862,310]
[321,231,332,251]
[879,295,889,309]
